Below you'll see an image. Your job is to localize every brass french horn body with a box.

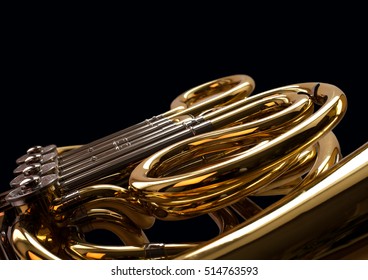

[1,74,367,260]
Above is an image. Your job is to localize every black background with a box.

[1,7,367,243]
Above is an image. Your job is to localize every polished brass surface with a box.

[174,141,368,259]
[1,74,367,260]
[129,83,345,219]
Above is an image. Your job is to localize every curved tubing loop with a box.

[129,83,347,220]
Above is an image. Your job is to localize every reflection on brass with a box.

[1,74,367,260]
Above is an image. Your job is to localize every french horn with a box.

[0,74,367,260]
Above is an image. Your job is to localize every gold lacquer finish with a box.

[174,142,368,259]
[1,74,366,260]
[129,83,346,219]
